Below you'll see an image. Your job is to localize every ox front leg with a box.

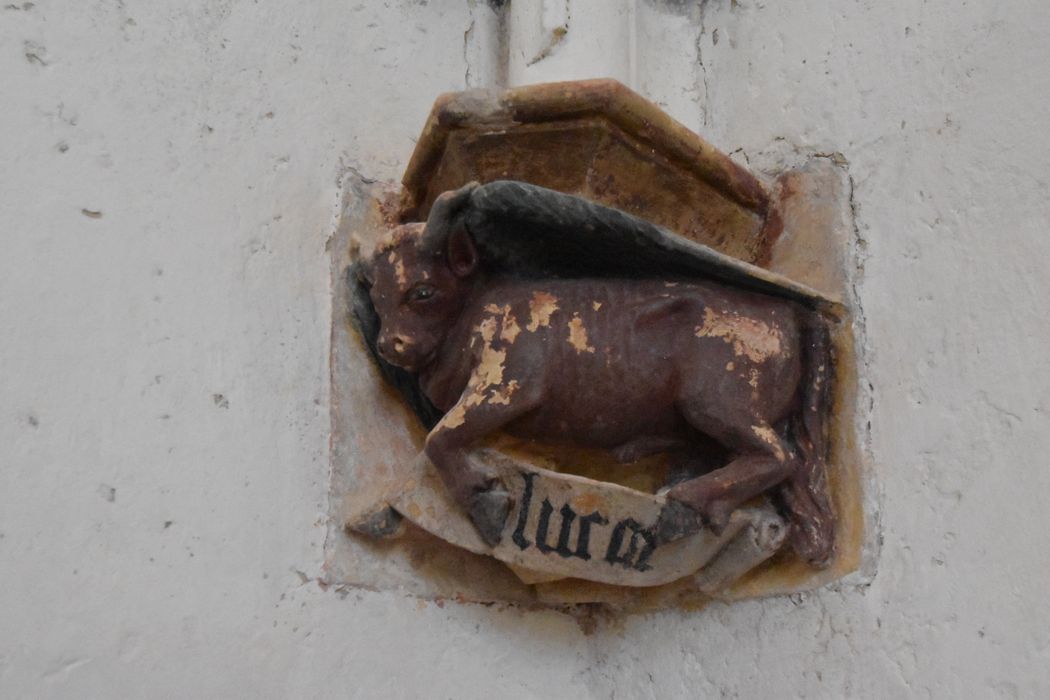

[425,389,540,547]
[654,422,796,544]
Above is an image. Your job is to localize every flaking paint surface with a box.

[5,0,1049,697]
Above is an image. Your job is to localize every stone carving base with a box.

[323,157,867,612]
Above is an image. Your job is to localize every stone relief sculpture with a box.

[353,179,837,575]
[330,79,862,605]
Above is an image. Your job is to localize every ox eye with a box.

[407,284,436,302]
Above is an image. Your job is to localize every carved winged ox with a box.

[353,181,838,567]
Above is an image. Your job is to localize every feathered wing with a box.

[447,180,837,310]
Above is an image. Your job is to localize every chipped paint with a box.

[434,323,513,432]
[375,221,425,251]
[485,304,521,343]
[473,343,507,390]
[751,425,786,462]
[437,403,468,430]
[592,301,602,311]
[526,291,559,331]
[373,223,426,290]
[500,313,521,343]
[488,379,520,405]
[695,308,783,363]
[477,316,498,344]
[567,313,596,354]
[380,246,409,290]
[394,257,407,288]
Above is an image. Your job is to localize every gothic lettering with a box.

[535,500,576,557]
[604,518,656,571]
[511,472,537,550]
[511,471,655,569]
[573,511,609,561]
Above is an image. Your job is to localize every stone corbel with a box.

[326,79,866,610]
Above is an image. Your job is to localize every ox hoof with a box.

[468,489,512,547]
[347,506,404,539]
[653,500,704,545]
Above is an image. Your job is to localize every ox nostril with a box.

[393,337,406,354]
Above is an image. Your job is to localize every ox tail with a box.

[780,313,836,568]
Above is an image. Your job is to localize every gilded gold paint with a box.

[477,316,498,343]
[435,330,510,431]
[484,304,522,343]
[695,308,782,363]
[751,425,786,462]
[438,403,467,430]
[567,313,596,354]
[500,313,521,343]
[488,380,520,405]
[527,291,559,332]
[473,343,507,390]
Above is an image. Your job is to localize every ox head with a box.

[361,183,481,373]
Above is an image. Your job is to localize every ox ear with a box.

[430,182,479,224]
[446,225,478,278]
[421,181,479,249]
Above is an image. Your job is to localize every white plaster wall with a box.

[2,1,1047,698]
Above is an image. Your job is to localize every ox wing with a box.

[442,180,839,312]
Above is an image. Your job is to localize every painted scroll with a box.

[355,449,788,589]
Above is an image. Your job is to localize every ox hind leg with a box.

[654,410,797,544]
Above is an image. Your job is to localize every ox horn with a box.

[420,181,480,254]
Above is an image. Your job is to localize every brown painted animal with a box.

[356,181,835,567]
